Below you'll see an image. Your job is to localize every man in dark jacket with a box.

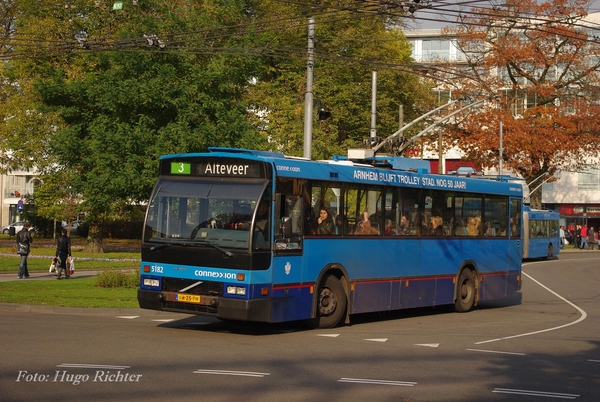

[56,228,72,279]
[16,221,33,279]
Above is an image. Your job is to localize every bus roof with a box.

[161,148,523,197]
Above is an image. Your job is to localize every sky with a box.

[406,0,600,30]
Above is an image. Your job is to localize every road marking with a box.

[588,359,600,363]
[116,316,140,319]
[193,369,270,378]
[316,334,340,337]
[151,319,175,322]
[338,378,417,386]
[415,343,440,348]
[58,363,131,370]
[475,271,587,345]
[467,348,525,356]
[364,338,388,342]
[493,388,579,399]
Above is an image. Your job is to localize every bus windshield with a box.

[143,179,268,250]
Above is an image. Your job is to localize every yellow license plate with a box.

[176,294,201,303]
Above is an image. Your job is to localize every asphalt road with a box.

[1,251,599,402]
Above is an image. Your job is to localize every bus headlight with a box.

[143,278,160,288]
[226,286,247,296]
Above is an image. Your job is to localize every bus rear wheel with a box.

[455,269,475,313]
[310,275,347,329]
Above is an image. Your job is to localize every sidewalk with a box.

[0,269,101,282]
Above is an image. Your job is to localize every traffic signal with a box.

[318,109,331,121]
[317,100,331,121]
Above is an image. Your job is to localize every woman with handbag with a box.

[55,228,72,279]
[16,221,33,279]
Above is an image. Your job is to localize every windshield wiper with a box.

[149,243,170,251]
[183,240,233,258]
[194,240,234,258]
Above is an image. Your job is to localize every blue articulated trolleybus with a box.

[138,147,524,328]
[522,206,560,260]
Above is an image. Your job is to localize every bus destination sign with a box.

[164,158,267,179]
[170,162,191,175]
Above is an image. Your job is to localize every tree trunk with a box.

[82,224,104,253]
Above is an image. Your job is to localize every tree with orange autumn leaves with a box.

[434,0,600,208]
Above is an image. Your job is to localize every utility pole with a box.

[370,71,377,138]
[399,105,403,129]
[303,18,315,160]
[499,121,503,175]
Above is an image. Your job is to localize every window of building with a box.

[578,166,599,191]
[422,39,450,61]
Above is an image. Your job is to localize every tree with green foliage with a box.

[8,0,266,251]
[5,0,433,251]
[245,0,434,159]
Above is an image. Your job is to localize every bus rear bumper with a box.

[137,289,271,322]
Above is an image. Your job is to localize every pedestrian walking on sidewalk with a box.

[16,221,33,279]
[559,225,565,249]
[588,227,596,250]
[581,224,589,250]
[55,228,72,279]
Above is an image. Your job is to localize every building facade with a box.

[0,169,40,229]
[404,16,600,231]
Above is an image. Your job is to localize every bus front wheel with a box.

[311,275,347,329]
[455,269,476,313]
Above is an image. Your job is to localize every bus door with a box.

[269,190,313,322]
[508,197,523,292]
[272,192,305,285]
[522,208,530,258]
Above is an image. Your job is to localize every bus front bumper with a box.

[137,288,271,322]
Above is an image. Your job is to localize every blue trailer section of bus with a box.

[523,206,560,259]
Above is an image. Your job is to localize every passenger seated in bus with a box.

[354,211,379,235]
[484,221,496,236]
[466,216,481,236]
[313,208,334,235]
[384,219,397,236]
[430,216,444,236]
[397,214,413,235]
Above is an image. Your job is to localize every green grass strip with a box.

[0,277,139,308]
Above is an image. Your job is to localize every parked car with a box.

[62,219,83,235]
[1,221,38,235]
[1,221,25,234]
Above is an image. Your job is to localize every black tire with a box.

[455,269,476,313]
[309,275,347,329]
[547,244,554,260]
